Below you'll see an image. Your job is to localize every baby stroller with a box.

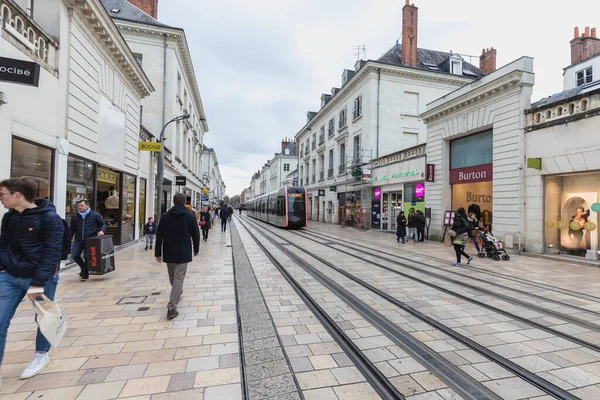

[477,229,510,261]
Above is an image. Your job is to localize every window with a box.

[403,132,419,148]
[353,136,360,164]
[319,126,325,143]
[11,138,53,200]
[450,129,493,169]
[66,155,95,226]
[339,108,347,128]
[312,133,317,149]
[576,67,593,87]
[133,53,143,67]
[328,118,335,136]
[328,149,334,178]
[340,143,346,169]
[353,96,362,120]
[284,164,290,172]
[451,60,463,75]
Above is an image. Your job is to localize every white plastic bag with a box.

[33,295,67,348]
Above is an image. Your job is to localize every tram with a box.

[246,186,308,228]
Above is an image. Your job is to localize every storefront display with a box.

[10,138,53,199]
[404,182,425,214]
[139,178,146,234]
[545,173,599,258]
[66,156,95,226]
[97,166,122,244]
[121,174,136,244]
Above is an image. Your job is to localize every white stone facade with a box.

[201,147,225,205]
[422,57,534,250]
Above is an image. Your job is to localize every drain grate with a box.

[137,306,150,311]
[117,296,148,305]
[150,292,161,296]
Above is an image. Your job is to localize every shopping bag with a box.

[33,295,67,348]
[444,232,454,247]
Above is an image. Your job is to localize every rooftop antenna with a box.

[353,45,366,60]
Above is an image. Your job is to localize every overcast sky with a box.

[159,0,600,197]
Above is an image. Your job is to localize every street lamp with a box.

[155,113,190,225]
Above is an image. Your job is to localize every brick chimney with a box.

[127,0,158,19]
[401,0,418,67]
[570,26,600,65]
[479,47,497,73]
[281,137,291,152]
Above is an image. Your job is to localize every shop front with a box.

[368,148,426,232]
[10,138,54,200]
[449,130,493,232]
[544,172,600,259]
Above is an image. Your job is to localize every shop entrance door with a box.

[382,191,402,231]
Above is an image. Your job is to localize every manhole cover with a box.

[117,296,147,305]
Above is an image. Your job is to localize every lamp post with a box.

[155,113,190,225]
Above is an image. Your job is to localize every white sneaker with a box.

[20,352,49,379]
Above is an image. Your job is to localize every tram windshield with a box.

[288,193,305,213]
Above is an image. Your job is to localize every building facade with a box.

[201,146,225,206]
[1,0,154,246]
[295,2,487,229]
[524,26,600,260]
[102,0,209,215]
[422,57,535,251]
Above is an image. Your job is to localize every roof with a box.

[531,80,600,109]
[278,141,296,156]
[377,43,486,79]
[101,0,175,28]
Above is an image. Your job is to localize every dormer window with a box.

[576,67,593,87]
[451,59,463,75]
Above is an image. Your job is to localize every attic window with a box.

[451,60,463,75]
[422,63,440,71]
[111,8,120,13]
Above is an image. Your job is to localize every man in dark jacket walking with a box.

[69,199,106,281]
[155,193,200,320]
[220,206,229,233]
[0,177,64,382]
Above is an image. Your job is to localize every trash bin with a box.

[85,236,115,275]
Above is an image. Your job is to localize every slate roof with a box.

[101,0,175,28]
[531,80,600,109]
[377,43,486,78]
[279,141,296,156]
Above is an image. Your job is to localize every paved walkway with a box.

[0,229,238,400]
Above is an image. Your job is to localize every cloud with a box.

[159,0,600,196]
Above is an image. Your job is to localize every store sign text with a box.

[0,57,40,86]
[366,169,419,183]
[450,163,492,184]
[97,167,118,185]
[466,192,492,203]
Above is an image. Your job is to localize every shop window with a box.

[11,138,53,200]
[121,174,136,243]
[66,156,95,226]
[450,129,493,169]
[97,166,121,243]
[139,178,146,234]
[544,173,599,258]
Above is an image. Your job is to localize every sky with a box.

[159,0,600,197]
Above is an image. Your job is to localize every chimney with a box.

[127,0,158,19]
[401,0,418,66]
[479,47,497,73]
[570,26,600,65]
[281,137,291,152]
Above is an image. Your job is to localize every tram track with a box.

[290,230,600,341]
[238,216,581,400]
[304,227,600,306]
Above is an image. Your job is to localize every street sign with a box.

[0,56,40,87]
[175,176,187,186]
[139,142,162,152]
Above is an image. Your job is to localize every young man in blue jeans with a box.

[0,178,64,386]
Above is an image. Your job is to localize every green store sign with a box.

[366,168,420,183]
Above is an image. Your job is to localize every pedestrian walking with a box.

[416,210,426,242]
[227,205,233,222]
[209,207,216,228]
[155,193,200,320]
[0,177,65,381]
[407,209,418,242]
[220,206,230,232]
[396,211,407,244]
[450,207,472,267]
[200,206,211,242]
[185,203,199,221]
[69,199,106,281]
[143,217,156,250]
[238,207,242,216]
[467,212,481,254]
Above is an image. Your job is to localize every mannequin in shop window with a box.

[569,206,590,255]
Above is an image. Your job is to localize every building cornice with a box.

[421,70,527,123]
[113,19,209,133]
[66,0,153,98]
[295,60,473,140]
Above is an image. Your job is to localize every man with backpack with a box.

[0,177,66,382]
[70,199,106,281]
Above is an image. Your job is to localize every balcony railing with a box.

[338,165,345,174]
[319,171,324,181]
[328,168,334,178]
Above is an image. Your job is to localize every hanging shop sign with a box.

[202,187,209,195]
[175,176,187,186]
[426,164,435,182]
[449,163,492,185]
[318,190,325,197]
[0,56,40,87]
[97,167,118,185]
[365,169,420,183]
[329,186,337,192]
[138,142,162,152]
[362,169,371,180]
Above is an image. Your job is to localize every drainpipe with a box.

[376,68,381,158]
[161,33,167,128]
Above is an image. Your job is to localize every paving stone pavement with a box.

[0,229,240,400]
